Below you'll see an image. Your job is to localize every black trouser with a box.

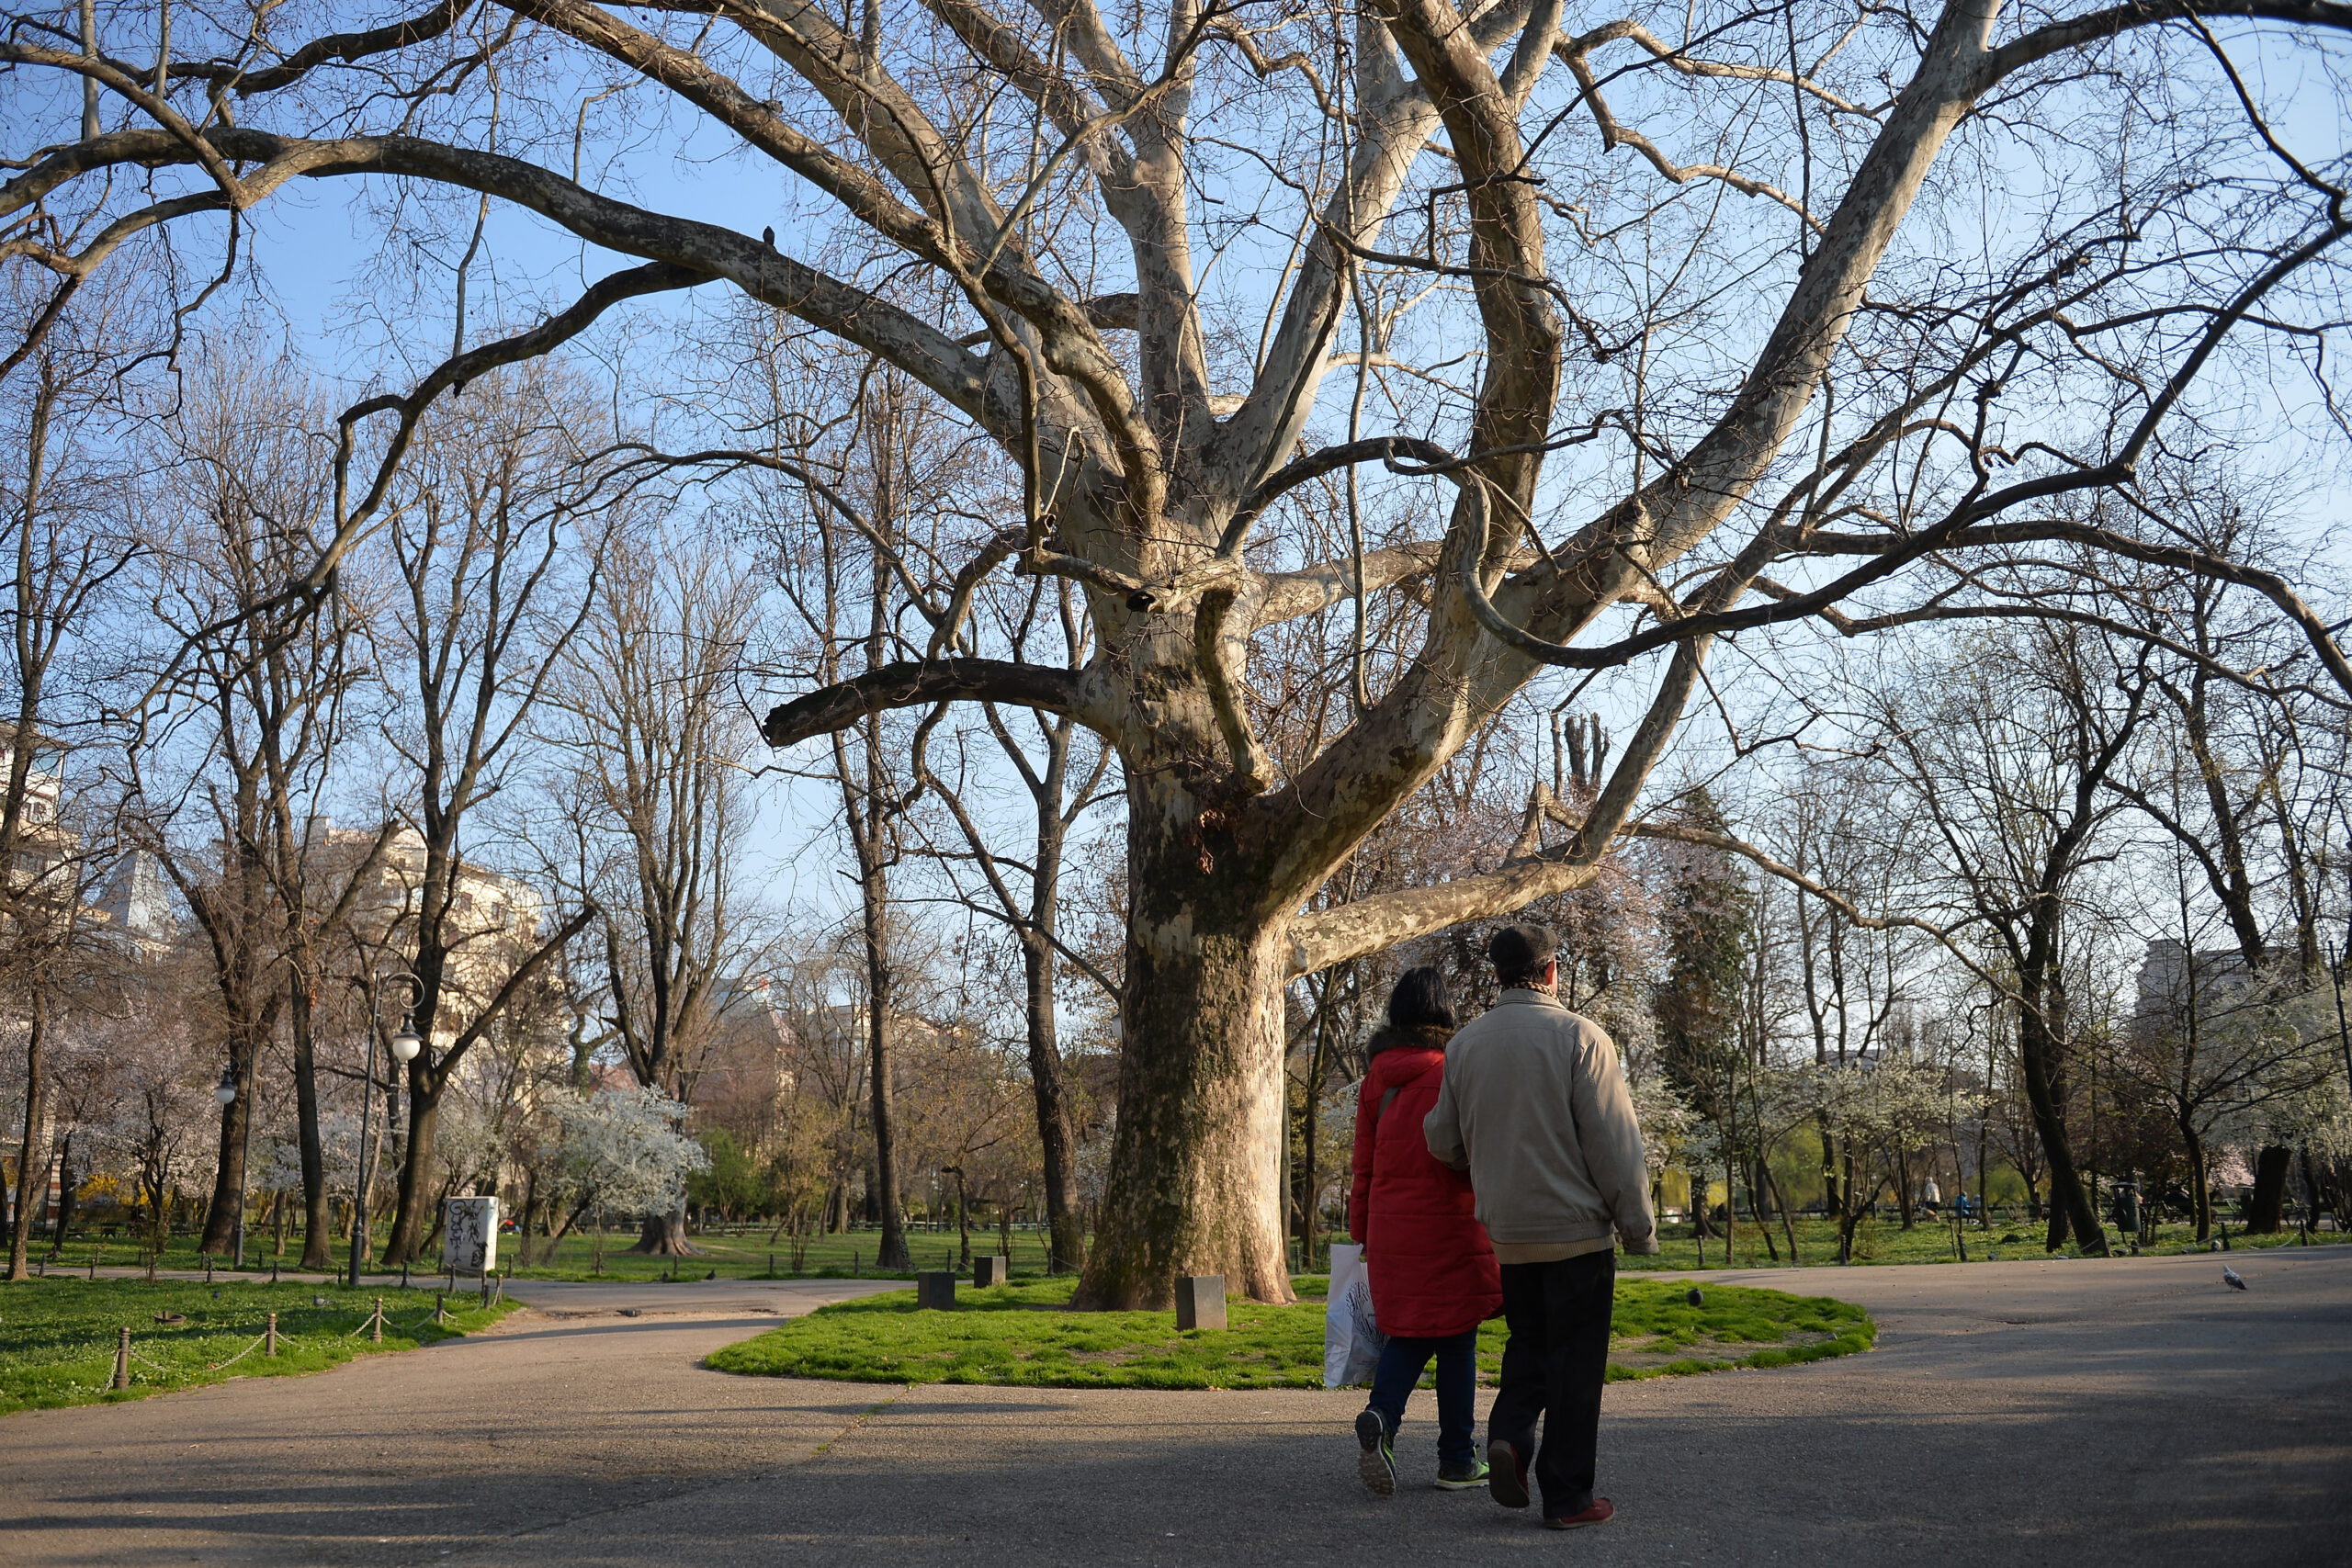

[1489,1251,1615,1517]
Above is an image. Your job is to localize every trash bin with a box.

[2113,1182,2139,1236]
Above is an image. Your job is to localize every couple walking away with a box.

[1347,922,1657,1530]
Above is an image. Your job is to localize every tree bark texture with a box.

[2247,1145,2290,1233]
[631,1206,697,1257]
[859,844,912,1274]
[1022,930,1086,1275]
[2183,1119,2213,1240]
[48,1133,74,1252]
[199,1033,254,1257]
[385,1074,443,1267]
[2018,997,2103,1253]
[1077,807,1291,1308]
[288,978,334,1269]
[5,1001,44,1280]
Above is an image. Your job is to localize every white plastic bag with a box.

[1323,1242,1385,1388]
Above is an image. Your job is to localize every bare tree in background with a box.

[758,355,992,1274]
[550,525,766,1255]
[129,351,400,1268]
[371,368,603,1265]
[911,573,1116,1275]
[1878,623,2159,1252]
[1,277,141,1277]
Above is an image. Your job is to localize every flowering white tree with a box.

[546,1087,709,1269]
[85,1015,215,1252]
[1807,1054,1951,1260]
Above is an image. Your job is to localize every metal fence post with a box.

[266,1313,278,1357]
[113,1327,130,1390]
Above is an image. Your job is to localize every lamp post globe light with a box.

[352,972,426,1289]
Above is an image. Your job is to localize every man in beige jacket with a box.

[1424,922,1656,1529]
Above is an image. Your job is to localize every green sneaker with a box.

[1355,1408,1396,1496]
[1435,1455,1490,1490]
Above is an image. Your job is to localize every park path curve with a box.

[2,1249,2346,1566]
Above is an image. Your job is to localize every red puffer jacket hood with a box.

[1347,1025,1501,1338]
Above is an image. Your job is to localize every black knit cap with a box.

[1487,922,1559,984]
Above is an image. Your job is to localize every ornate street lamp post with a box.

[351,973,425,1289]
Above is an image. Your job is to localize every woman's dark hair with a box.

[1385,964,1456,1032]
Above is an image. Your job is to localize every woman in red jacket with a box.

[1347,965,1502,1496]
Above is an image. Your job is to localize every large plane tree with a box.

[6,0,2349,1303]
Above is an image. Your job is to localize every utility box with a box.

[443,1196,500,1276]
[974,1255,1011,1287]
[917,1271,957,1310]
[1175,1274,1227,1331]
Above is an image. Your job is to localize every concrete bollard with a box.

[974,1255,1011,1288]
[266,1313,279,1358]
[113,1326,130,1390]
[916,1271,957,1310]
[1175,1275,1227,1332]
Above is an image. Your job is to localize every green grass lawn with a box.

[705,1274,1873,1390]
[1614,1215,2351,1270]
[489,1225,1043,1280]
[0,1276,518,1416]
[44,1210,2339,1287]
[26,1222,1047,1283]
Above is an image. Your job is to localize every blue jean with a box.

[1365,1327,1480,1466]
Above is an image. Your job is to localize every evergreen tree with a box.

[1654,793,1754,1235]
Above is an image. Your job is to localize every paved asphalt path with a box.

[3,1249,2345,1566]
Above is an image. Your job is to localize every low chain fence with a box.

[1,1284,513,1410]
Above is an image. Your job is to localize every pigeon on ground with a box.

[2222,1265,2247,1291]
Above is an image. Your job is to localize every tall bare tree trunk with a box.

[48,1132,74,1253]
[6,998,46,1280]
[288,977,334,1269]
[1078,819,1290,1308]
[199,1032,254,1258]
[2183,1120,2212,1240]
[1022,929,1084,1274]
[2019,996,2099,1252]
[857,817,911,1273]
[386,1077,443,1265]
